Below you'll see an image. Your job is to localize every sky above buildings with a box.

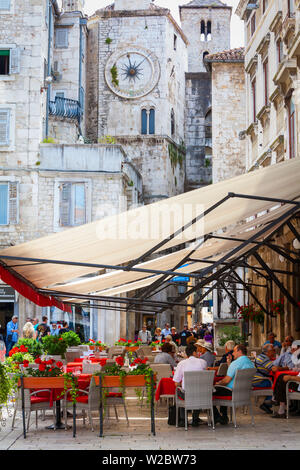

[81,0,244,48]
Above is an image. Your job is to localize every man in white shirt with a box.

[138,325,152,345]
[173,343,207,426]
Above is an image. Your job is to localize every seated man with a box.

[197,341,215,367]
[280,336,294,355]
[215,340,235,367]
[272,338,298,372]
[213,344,255,425]
[173,343,207,427]
[264,332,282,355]
[154,342,177,370]
[271,340,300,418]
[252,344,276,414]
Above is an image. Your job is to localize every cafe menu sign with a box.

[0,285,15,302]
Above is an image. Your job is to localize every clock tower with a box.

[86,1,188,204]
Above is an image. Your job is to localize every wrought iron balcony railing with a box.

[49,97,81,121]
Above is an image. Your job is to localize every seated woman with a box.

[154,342,177,370]
[164,334,179,353]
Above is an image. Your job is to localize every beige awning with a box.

[0,158,299,295]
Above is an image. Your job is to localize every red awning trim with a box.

[0,266,72,313]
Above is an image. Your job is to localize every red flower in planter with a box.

[39,363,46,372]
[19,345,28,353]
[35,357,42,364]
[99,359,107,367]
[115,356,124,367]
[56,361,63,368]
[23,360,29,368]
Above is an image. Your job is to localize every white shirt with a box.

[173,355,207,390]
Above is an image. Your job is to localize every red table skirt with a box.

[271,370,299,390]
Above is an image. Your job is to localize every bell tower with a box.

[61,0,85,12]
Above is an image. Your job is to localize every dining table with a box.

[155,374,225,401]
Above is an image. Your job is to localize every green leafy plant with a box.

[217,326,243,347]
[61,331,81,348]
[16,338,43,358]
[98,135,116,145]
[168,142,185,169]
[269,298,284,316]
[105,37,112,45]
[41,335,68,358]
[0,363,12,407]
[42,137,57,144]
[110,64,119,87]
[114,338,142,347]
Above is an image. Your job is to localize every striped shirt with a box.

[253,353,274,384]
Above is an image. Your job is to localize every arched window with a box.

[200,20,205,42]
[171,109,175,136]
[203,51,209,63]
[141,108,155,135]
[207,21,212,41]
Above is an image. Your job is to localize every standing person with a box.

[50,323,60,337]
[138,325,152,345]
[204,329,213,344]
[75,325,85,342]
[22,322,36,339]
[32,318,39,334]
[5,315,19,356]
[179,324,192,347]
[171,327,180,345]
[161,323,171,339]
[59,321,70,335]
[152,327,163,343]
[36,316,51,342]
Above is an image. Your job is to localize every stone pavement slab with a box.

[1,397,300,450]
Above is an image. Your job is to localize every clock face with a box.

[105,46,160,99]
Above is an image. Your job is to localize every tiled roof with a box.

[181,0,231,7]
[205,47,245,62]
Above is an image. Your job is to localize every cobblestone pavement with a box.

[1,395,300,450]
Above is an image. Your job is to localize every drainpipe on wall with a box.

[45,0,53,138]
[78,18,87,135]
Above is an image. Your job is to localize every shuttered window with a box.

[0,0,10,10]
[55,29,68,48]
[0,48,20,75]
[0,182,19,225]
[0,109,10,146]
[59,182,86,227]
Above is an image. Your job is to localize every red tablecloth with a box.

[155,374,225,402]
[271,370,299,390]
[155,378,175,401]
[74,357,107,363]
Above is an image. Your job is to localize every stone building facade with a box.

[0,0,141,342]
[236,0,300,345]
[180,0,232,191]
[86,0,188,202]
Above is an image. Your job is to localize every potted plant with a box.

[238,304,265,325]
[114,338,141,351]
[86,340,107,351]
[269,298,284,316]
[16,338,43,358]
[41,335,68,360]
[61,331,81,348]
[150,341,162,351]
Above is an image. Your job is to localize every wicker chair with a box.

[82,362,102,374]
[12,387,55,431]
[175,370,215,431]
[213,368,256,428]
[216,362,228,377]
[63,376,100,431]
[107,346,125,359]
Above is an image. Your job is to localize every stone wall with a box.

[184,73,212,191]
[211,62,246,183]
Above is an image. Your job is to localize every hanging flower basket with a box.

[238,305,265,324]
[269,299,284,316]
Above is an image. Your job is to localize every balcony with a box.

[49,97,81,122]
